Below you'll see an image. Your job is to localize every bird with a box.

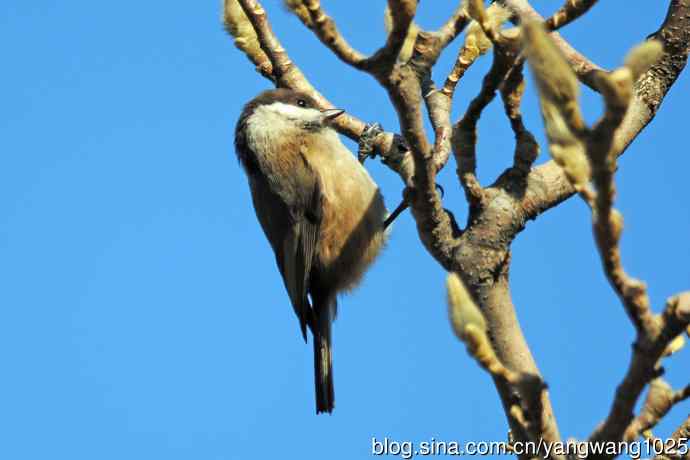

[234,88,388,413]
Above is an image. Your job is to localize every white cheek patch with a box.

[246,104,293,135]
[268,102,301,118]
[266,102,321,124]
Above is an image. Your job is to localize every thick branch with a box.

[389,65,462,268]
[457,255,564,459]
[446,272,558,456]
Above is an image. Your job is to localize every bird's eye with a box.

[297,99,307,108]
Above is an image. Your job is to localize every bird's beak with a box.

[320,108,345,122]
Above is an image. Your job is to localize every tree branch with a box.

[500,0,604,88]
[434,5,470,49]
[624,378,690,443]
[500,60,540,175]
[544,0,599,31]
[451,3,517,207]
[296,0,367,68]
[521,0,690,223]
[588,292,690,459]
[367,0,417,73]
[654,416,690,460]
[522,19,690,459]
[446,272,560,458]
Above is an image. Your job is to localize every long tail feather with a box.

[313,304,334,414]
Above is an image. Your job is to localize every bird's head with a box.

[241,89,344,133]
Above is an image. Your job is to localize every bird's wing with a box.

[280,175,322,340]
[249,151,323,341]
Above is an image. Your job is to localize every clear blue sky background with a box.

[1,1,688,459]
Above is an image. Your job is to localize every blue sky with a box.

[1,1,688,459]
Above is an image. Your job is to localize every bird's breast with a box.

[302,131,387,292]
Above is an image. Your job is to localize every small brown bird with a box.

[234,89,388,413]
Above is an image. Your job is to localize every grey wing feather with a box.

[280,163,323,340]
[248,153,323,341]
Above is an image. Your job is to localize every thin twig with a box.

[299,0,367,68]
[452,37,520,206]
[544,0,600,31]
[624,379,690,442]
[500,60,539,175]
[434,5,470,49]
[654,415,690,460]
[499,0,604,89]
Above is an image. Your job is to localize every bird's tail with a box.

[313,304,335,414]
